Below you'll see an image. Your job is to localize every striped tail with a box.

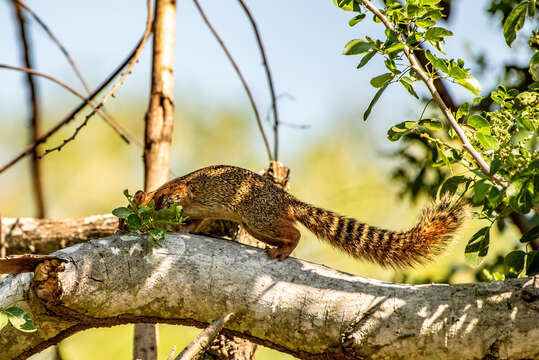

[291,196,467,268]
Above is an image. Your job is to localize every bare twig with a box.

[0,64,138,146]
[192,0,272,161]
[175,313,235,360]
[39,0,152,158]
[12,0,134,146]
[358,0,492,176]
[12,0,46,218]
[0,1,152,174]
[14,0,91,94]
[236,0,280,160]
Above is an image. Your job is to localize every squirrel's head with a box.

[133,190,153,207]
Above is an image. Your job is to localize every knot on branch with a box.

[33,259,65,305]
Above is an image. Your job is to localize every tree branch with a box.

[0,0,152,175]
[192,0,272,162]
[236,0,280,160]
[12,0,46,218]
[1,233,538,359]
[0,215,118,256]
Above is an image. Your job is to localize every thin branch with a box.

[358,0,492,176]
[13,0,91,94]
[0,0,153,174]
[12,0,46,218]
[39,0,152,158]
[175,313,235,360]
[192,0,272,161]
[0,64,137,146]
[12,0,136,146]
[236,0,280,160]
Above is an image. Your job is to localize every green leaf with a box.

[112,207,132,219]
[387,121,415,141]
[456,77,481,95]
[424,50,449,73]
[490,157,502,176]
[436,144,451,169]
[357,51,376,68]
[343,39,371,55]
[476,133,499,150]
[400,77,419,98]
[440,175,469,195]
[416,19,436,28]
[333,0,360,11]
[385,42,404,54]
[504,250,526,277]
[349,13,366,26]
[529,52,539,81]
[456,102,470,121]
[529,0,536,17]
[487,186,502,207]
[503,1,527,46]
[448,65,468,80]
[507,178,533,213]
[464,226,490,266]
[148,229,165,246]
[472,182,491,204]
[420,0,441,4]
[4,307,37,333]
[370,73,394,88]
[424,27,453,42]
[520,224,539,243]
[0,311,8,331]
[467,114,489,130]
[126,214,142,230]
[419,118,443,131]
[364,85,388,121]
[517,115,535,131]
[526,251,539,276]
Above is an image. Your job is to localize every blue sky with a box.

[0,0,532,160]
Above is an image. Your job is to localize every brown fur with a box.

[134,165,467,267]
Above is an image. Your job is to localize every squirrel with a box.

[132,165,467,267]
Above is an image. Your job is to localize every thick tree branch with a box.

[0,215,118,255]
[1,233,537,360]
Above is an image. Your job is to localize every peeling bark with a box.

[0,233,538,360]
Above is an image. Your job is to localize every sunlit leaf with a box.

[464,227,490,266]
[476,133,499,150]
[370,73,394,88]
[364,85,388,121]
[349,13,366,26]
[343,39,371,55]
[357,51,376,68]
[503,1,527,46]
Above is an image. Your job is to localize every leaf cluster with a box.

[334,0,539,278]
[112,189,185,246]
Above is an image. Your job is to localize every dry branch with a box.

[236,0,280,160]
[12,0,46,218]
[192,0,272,162]
[0,0,152,175]
[0,233,537,360]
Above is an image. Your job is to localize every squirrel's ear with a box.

[133,190,147,205]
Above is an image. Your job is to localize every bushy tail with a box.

[291,196,467,268]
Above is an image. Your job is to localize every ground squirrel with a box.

[133,165,467,267]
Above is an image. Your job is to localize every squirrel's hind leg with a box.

[242,221,300,261]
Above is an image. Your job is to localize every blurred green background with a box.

[0,0,527,358]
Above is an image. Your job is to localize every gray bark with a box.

[1,233,538,360]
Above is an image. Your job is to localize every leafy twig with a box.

[359,0,492,177]
[192,0,272,161]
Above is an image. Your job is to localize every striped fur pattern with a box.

[291,195,467,268]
